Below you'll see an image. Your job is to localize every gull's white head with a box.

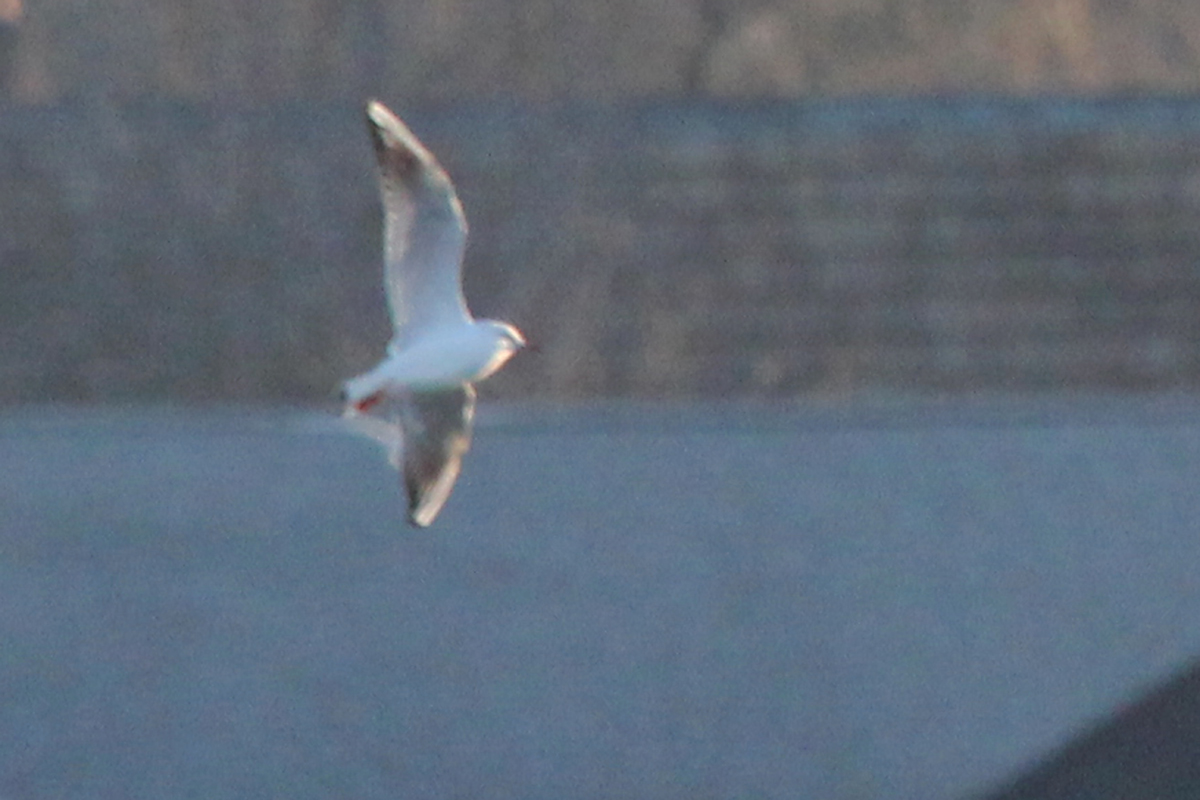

[482,319,526,351]
[474,319,527,380]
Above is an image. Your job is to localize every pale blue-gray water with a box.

[3,400,1200,799]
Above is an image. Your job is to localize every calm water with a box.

[3,400,1200,800]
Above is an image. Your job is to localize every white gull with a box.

[341,100,526,527]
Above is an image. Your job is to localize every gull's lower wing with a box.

[343,386,476,527]
[397,385,476,528]
[365,100,472,349]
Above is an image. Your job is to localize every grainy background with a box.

[9,0,1200,101]
[5,97,1200,402]
[5,403,1200,799]
[4,1,1200,403]
[5,6,1200,797]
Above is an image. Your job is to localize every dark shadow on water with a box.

[981,657,1200,800]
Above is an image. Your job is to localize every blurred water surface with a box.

[3,400,1200,800]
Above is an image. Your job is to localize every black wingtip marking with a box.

[364,100,421,179]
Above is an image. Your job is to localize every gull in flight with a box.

[341,100,527,527]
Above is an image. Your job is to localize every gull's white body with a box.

[342,100,525,527]
[344,320,521,399]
